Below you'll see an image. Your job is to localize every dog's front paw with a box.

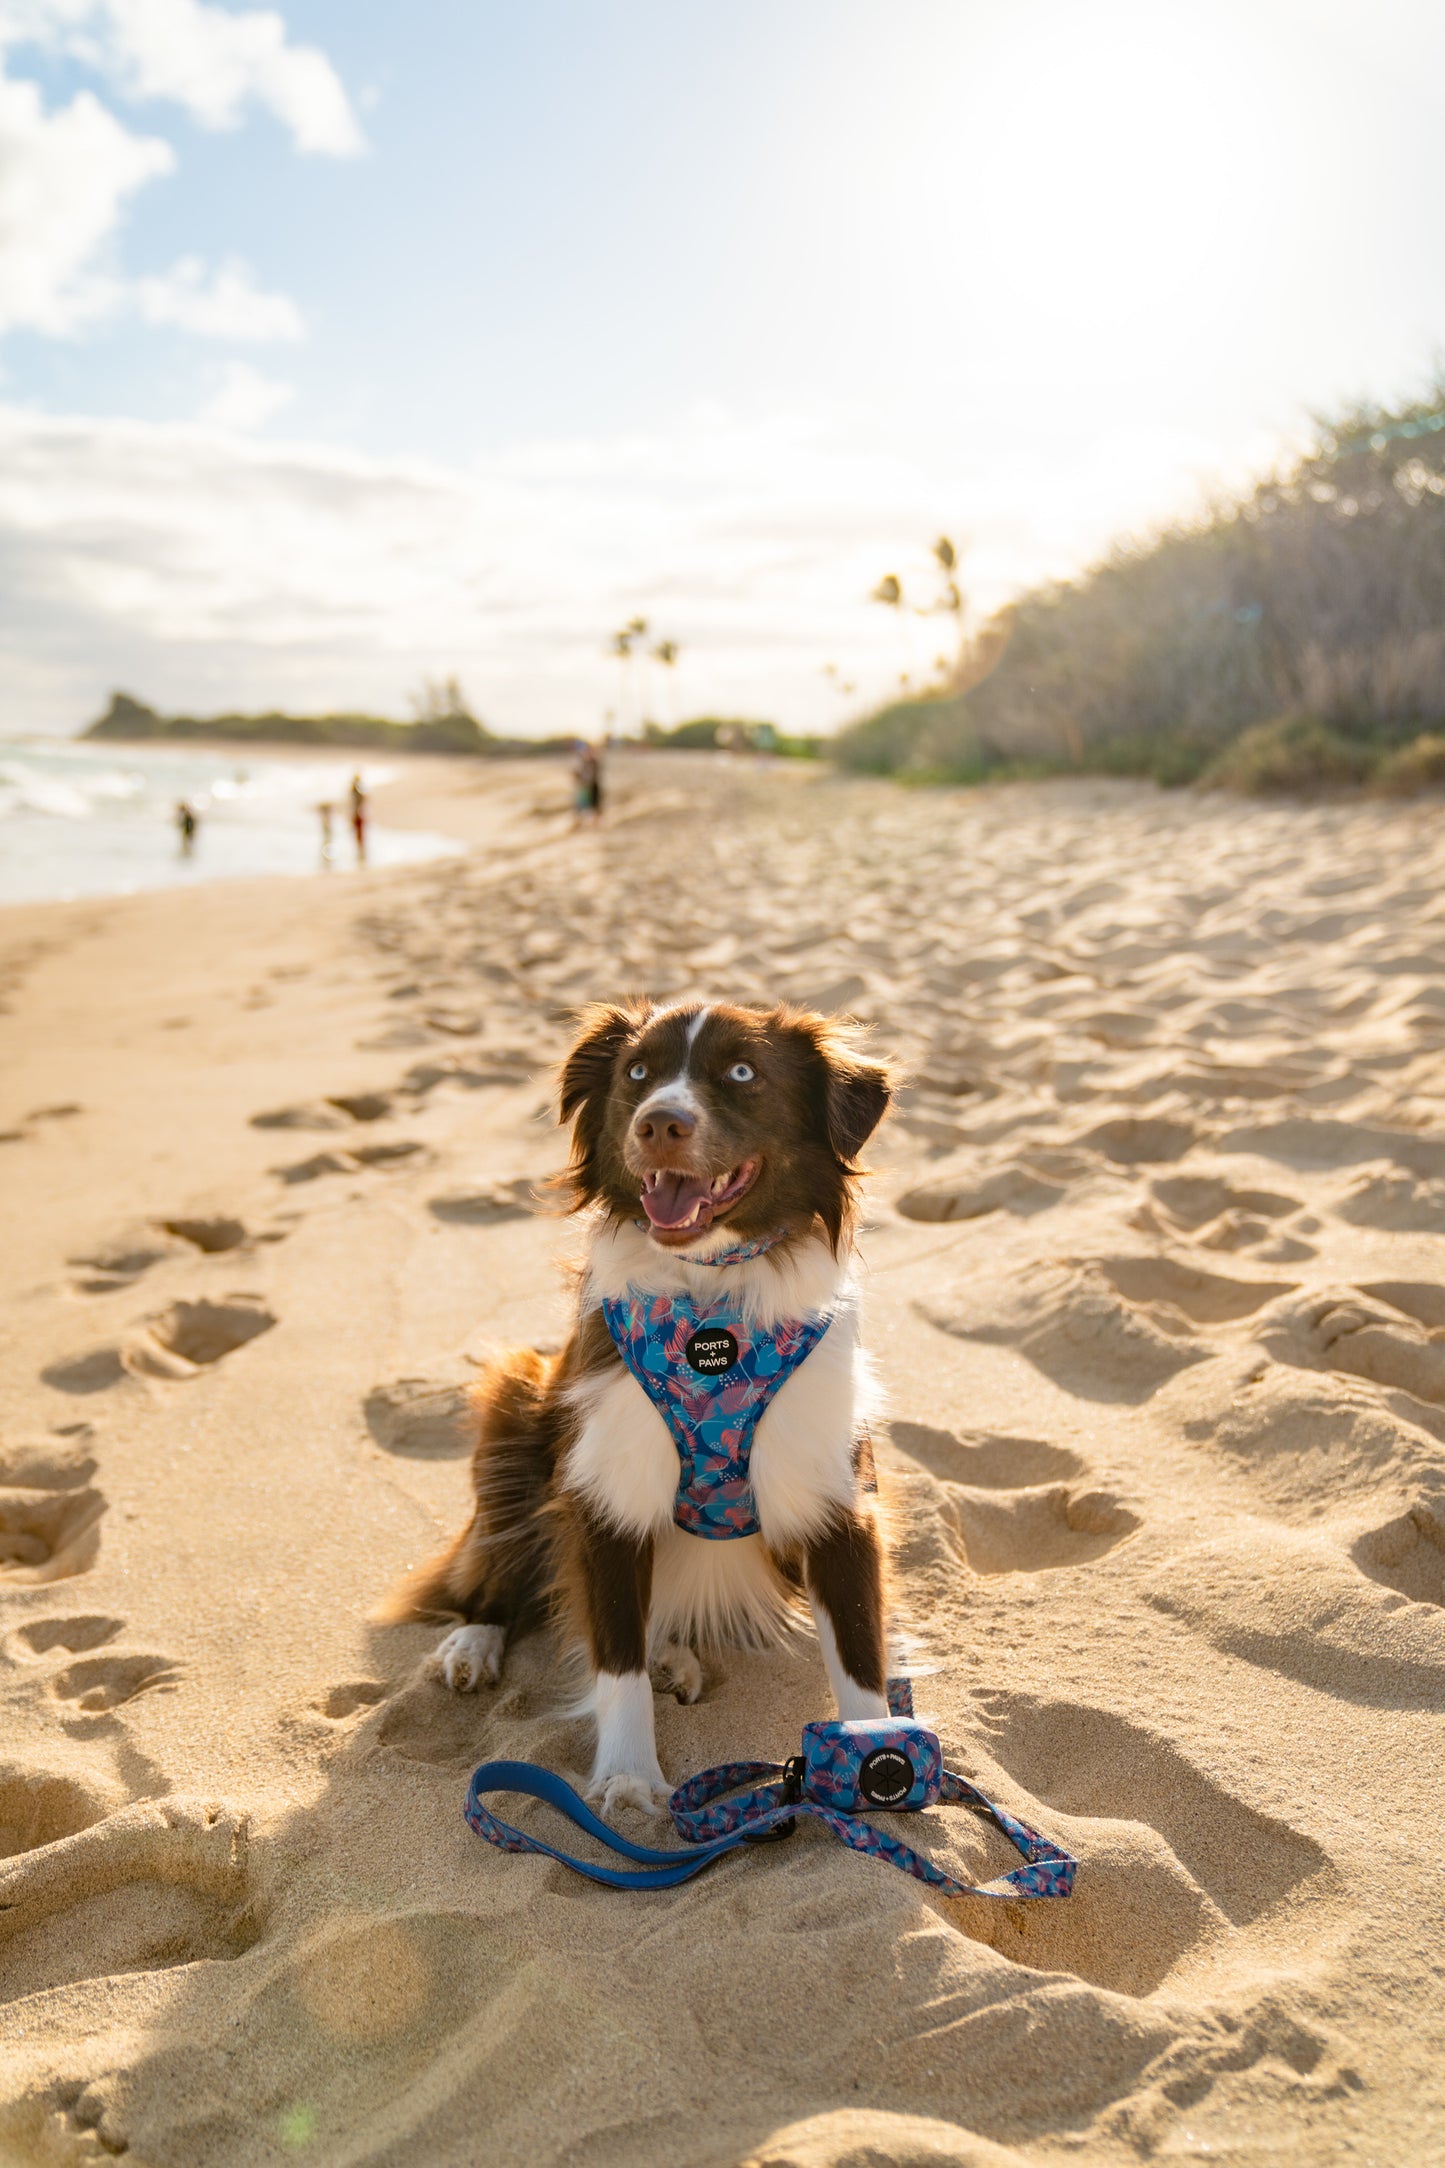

[651,1642,703,1705]
[585,1768,672,1818]
[431,1623,504,1693]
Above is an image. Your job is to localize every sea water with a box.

[0,739,463,906]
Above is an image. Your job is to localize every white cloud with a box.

[198,358,293,428]
[0,57,172,333]
[0,0,363,153]
[136,255,303,340]
[0,397,1260,741]
[0,37,308,345]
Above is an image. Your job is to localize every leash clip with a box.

[742,1754,804,1844]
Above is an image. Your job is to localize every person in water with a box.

[175,801,198,857]
[349,774,367,863]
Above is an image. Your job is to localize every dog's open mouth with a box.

[640,1160,759,1239]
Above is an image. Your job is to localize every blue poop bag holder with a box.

[463,1677,1075,1901]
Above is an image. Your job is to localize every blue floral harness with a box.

[600,1235,833,1539]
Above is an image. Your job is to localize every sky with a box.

[3,0,1445,739]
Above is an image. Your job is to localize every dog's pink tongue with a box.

[642,1171,715,1230]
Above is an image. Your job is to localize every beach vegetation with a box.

[837,379,1445,795]
[640,717,820,758]
[84,691,576,758]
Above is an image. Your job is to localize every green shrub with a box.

[1199,714,1377,794]
[1372,732,1445,795]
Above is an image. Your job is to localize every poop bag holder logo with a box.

[801,1718,941,1812]
[462,1682,1078,1902]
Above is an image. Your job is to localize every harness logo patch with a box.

[685,1326,739,1375]
[857,1746,913,1807]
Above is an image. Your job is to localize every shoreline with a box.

[0,744,578,916]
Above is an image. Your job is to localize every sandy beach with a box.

[2,750,1443,2166]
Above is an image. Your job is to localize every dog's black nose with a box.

[634,1102,696,1144]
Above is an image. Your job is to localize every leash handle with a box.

[464,1759,783,1890]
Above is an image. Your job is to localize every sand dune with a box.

[1,754,1443,2163]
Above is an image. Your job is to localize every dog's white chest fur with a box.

[562,1224,874,1647]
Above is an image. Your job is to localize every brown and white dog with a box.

[380,998,894,1813]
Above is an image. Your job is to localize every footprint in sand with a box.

[938,1482,1140,1575]
[1255,1283,1445,1409]
[273,1140,425,1183]
[895,1161,1070,1224]
[250,1099,354,1130]
[1140,1172,1313,1258]
[125,1295,277,1380]
[363,1377,472,1458]
[1331,1167,1445,1233]
[51,1650,182,1716]
[39,1345,131,1394]
[1099,1256,1298,1324]
[8,1614,123,1660]
[0,1763,118,1860]
[398,1048,540,1096]
[323,1091,396,1122]
[372,1673,500,1766]
[961,1693,1333,1999]
[1220,1115,1445,1182]
[67,1235,175,1295]
[160,1214,251,1254]
[1180,1353,1441,1517]
[888,1423,1085,1488]
[252,1089,404,1132]
[0,1440,106,1584]
[1143,1529,1445,1709]
[48,1297,278,1390]
[1349,1499,1445,1609]
[1076,1115,1204,1164]
[427,1178,540,1226]
[69,1214,257,1293]
[314,1681,389,1720]
[0,1798,257,2006]
[919,1255,1287,1406]
[885,1423,1137,1576]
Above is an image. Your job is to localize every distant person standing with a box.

[175,800,198,857]
[317,801,334,865]
[349,773,367,863]
[571,741,599,827]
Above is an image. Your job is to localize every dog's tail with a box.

[372,1347,558,1624]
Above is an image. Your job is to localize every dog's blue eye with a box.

[627,1061,647,1082]
[726,1062,755,1084]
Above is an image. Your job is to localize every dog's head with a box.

[558,999,892,1253]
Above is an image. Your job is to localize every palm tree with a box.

[611,627,637,729]
[652,639,679,730]
[870,573,910,688]
[931,537,965,681]
[627,617,650,727]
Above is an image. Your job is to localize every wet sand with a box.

[1,752,1442,2165]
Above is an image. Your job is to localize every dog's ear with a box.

[559,1001,643,1125]
[783,1007,894,1167]
[558,999,650,1205]
[824,1051,892,1164]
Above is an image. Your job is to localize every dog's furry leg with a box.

[374,1349,559,1692]
[564,1502,668,1813]
[804,1506,889,1721]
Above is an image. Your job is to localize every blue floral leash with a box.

[462,1677,1076,1901]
